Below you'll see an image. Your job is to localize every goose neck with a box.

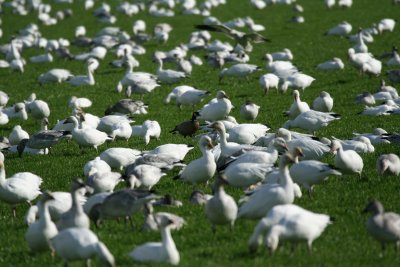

[72,190,84,214]
[38,201,53,226]
[161,226,176,250]
[0,164,5,185]
[279,161,293,187]
[87,66,95,84]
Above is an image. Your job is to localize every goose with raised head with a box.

[154,56,187,84]
[57,179,90,231]
[377,154,400,176]
[25,192,58,253]
[67,58,96,86]
[312,91,334,112]
[67,116,111,152]
[197,90,233,122]
[316,57,344,70]
[170,112,200,138]
[51,227,115,267]
[129,215,180,265]
[282,110,340,135]
[237,153,296,220]
[174,136,216,185]
[363,200,400,256]
[259,73,279,94]
[0,160,42,217]
[284,90,310,118]
[265,204,331,254]
[205,175,238,232]
[329,140,364,177]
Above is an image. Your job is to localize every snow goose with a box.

[325,21,352,36]
[237,153,296,220]
[259,73,279,94]
[352,128,391,145]
[117,71,160,98]
[376,18,396,34]
[387,51,400,66]
[329,140,364,177]
[281,73,315,93]
[84,157,111,177]
[316,58,344,70]
[268,48,293,61]
[142,203,185,232]
[145,144,193,161]
[175,87,210,109]
[100,148,141,171]
[378,80,398,99]
[164,85,191,105]
[153,56,187,84]
[130,153,185,171]
[227,123,269,145]
[131,120,161,145]
[0,160,42,216]
[290,147,342,196]
[25,94,50,121]
[25,192,58,253]
[331,136,375,153]
[57,179,90,230]
[283,110,340,135]
[174,136,216,185]
[2,102,28,121]
[219,63,261,82]
[355,92,376,105]
[170,112,200,137]
[68,96,92,111]
[221,160,273,188]
[353,29,368,53]
[264,54,298,78]
[30,50,53,63]
[312,91,334,112]
[67,58,96,86]
[67,116,111,152]
[197,90,233,121]
[86,169,122,193]
[265,204,331,254]
[205,176,238,231]
[97,114,134,134]
[363,200,400,256]
[38,69,73,84]
[376,154,400,176]
[348,48,374,70]
[125,164,166,190]
[0,91,9,107]
[284,90,310,118]
[129,215,180,265]
[358,101,396,116]
[361,57,382,76]
[51,227,115,267]
[105,99,148,115]
[9,125,29,145]
[240,100,260,121]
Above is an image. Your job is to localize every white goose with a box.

[280,73,315,93]
[197,90,233,122]
[259,73,279,94]
[154,56,187,84]
[25,192,58,253]
[57,179,90,230]
[25,94,50,121]
[376,154,400,176]
[38,69,73,84]
[330,140,364,177]
[67,58,96,86]
[9,125,29,145]
[312,91,334,112]
[84,157,111,177]
[284,90,310,118]
[316,58,344,70]
[174,136,216,185]
[268,48,293,61]
[51,227,115,267]
[240,100,260,121]
[205,176,238,232]
[227,123,269,145]
[131,120,161,145]
[86,169,122,194]
[237,153,295,220]
[145,144,193,161]
[265,204,331,254]
[376,18,396,33]
[282,110,340,135]
[68,116,111,152]
[129,216,180,265]
[219,63,260,82]
[352,128,391,145]
[175,87,210,109]
[265,53,298,78]
[126,164,166,190]
[325,21,352,36]
[99,148,141,171]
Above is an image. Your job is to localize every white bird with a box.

[265,54,298,78]
[197,90,233,121]
[312,91,334,112]
[205,176,238,232]
[283,110,340,135]
[376,18,396,34]
[325,21,352,36]
[240,100,260,121]
[174,136,216,185]
[259,73,279,94]
[352,128,391,145]
[219,63,261,82]
[358,101,396,116]
[0,160,42,216]
[68,116,111,152]
[68,96,92,110]
[269,48,293,61]
[25,192,58,253]
[86,169,122,193]
[284,90,310,118]
[100,148,141,171]
[129,215,180,265]
[363,200,400,256]
[67,58,96,86]
[330,140,364,177]
[131,120,161,145]
[377,154,400,176]
[280,73,315,93]
[25,95,50,121]
[145,144,193,161]
[175,87,210,109]
[387,51,400,66]
[84,157,111,177]
[227,123,269,145]
[38,69,73,84]
[265,204,331,254]
[338,0,352,7]
[57,179,90,230]
[30,51,53,63]
[51,227,115,267]
[348,48,374,70]
[0,91,9,107]
[316,58,344,70]
[9,125,29,145]
[126,164,166,190]
[361,58,382,76]
[237,153,296,220]
[154,56,187,84]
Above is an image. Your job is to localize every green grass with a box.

[0,0,400,266]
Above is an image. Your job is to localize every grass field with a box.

[0,0,400,266]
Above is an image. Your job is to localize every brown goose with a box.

[170,112,200,138]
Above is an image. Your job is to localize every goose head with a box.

[270,137,288,152]
[41,191,55,203]
[208,121,226,134]
[291,146,304,161]
[363,200,384,215]
[279,152,296,168]
[198,135,214,150]
[189,190,209,205]
[293,90,300,101]
[377,157,391,176]
[70,178,87,192]
[219,68,228,82]
[329,140,342,153]
[372,128,387,135]
[265,225,282,255]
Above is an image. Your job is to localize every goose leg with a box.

[86,259,92,267]
[12,206,16,218]
[307,241,313,255]
[51,249,55,262]
[380,243,386,257]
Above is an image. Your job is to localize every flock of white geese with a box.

[0,0,400,266]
